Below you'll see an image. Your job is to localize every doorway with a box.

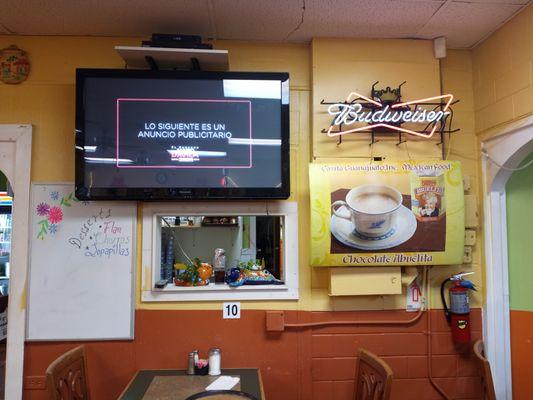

[482,116,533,400]
[504,153,533,399]
[0,125,32,399]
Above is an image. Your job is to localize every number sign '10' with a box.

[223,302,241,319]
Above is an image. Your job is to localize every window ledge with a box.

[142,284,298,302]
[157,283,290,292]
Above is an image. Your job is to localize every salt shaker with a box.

[208,348,221,375]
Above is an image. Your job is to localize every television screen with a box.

[75,69,290,200]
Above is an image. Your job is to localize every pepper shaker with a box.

[187,352,195,375]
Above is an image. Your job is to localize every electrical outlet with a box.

[463,246,473,264]
[465,229,476,246]
[24,375,46,390]
[464,195,479,228]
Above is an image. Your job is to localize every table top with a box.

[118,369,264,400]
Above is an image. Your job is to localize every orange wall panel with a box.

[24,309,482,400]
[510,310,533,400]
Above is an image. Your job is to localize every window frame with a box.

[141,201,299,302]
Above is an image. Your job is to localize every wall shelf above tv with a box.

[114,46,229,70]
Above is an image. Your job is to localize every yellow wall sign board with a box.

[309,160,465,267]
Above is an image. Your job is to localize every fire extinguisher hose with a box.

[440,277,452,323]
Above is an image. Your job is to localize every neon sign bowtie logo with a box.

[325,90,454,139]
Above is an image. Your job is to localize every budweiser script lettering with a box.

[328,103,450,126]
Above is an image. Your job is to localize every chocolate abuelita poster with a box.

[309,160,465,267]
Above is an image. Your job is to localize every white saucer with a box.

[330,205,417,250]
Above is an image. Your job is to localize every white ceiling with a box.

[0,0,530,49]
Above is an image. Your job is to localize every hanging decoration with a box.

[0,45,30,84]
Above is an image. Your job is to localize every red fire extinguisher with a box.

[440,272,476,351]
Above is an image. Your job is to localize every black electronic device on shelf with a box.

[75,69,290,201]
[142,33,213,49]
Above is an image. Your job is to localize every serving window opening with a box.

[157,215,284,289]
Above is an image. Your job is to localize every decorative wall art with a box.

[309,160,465,267]
[0,45,30,84]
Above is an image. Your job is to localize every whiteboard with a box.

[26,183,136,340]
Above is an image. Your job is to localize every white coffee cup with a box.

[331,184,403,237]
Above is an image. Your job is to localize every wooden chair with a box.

[45,346,90,400]
[473,340,497,400]
[354,348,393,400]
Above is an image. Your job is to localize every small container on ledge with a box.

[194,358,209,375]
[208,348,221,376]
[213,248,226,284]
[187,352,195,375]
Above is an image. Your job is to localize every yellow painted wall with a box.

[472,5,533,134]
[312,38,442,160]
[471,6,533,395]
[310,39,482,311]
[0,35,482,312]
[439,49,483,305]
[468,3,533,306]
[0,37,140,181]
[139,40,313,310]
[0,36,314,311]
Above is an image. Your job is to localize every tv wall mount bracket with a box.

[144,55,202,71]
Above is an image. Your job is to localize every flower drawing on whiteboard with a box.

[36,203,62,240]
[35,190,86,240]
[50,191,59,201]
[48,224,58,235]
[48,207,63,224]
[59,192,76,207]
[36,202,50,216]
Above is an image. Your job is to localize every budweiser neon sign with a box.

[322,84,456,139]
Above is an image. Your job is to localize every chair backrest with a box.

[45,345,90,400]
[354,348,393,400]
[473,340,497,400]
[185,390,258,400]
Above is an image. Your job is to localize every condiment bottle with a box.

[213,249,226,284]
[187,352,195,375]
[208,348,221,375]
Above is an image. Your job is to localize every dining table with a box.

[117,368,265,400]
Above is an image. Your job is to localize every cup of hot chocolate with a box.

[331,184,403,237]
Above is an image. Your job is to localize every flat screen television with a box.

[75,69,290,200]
